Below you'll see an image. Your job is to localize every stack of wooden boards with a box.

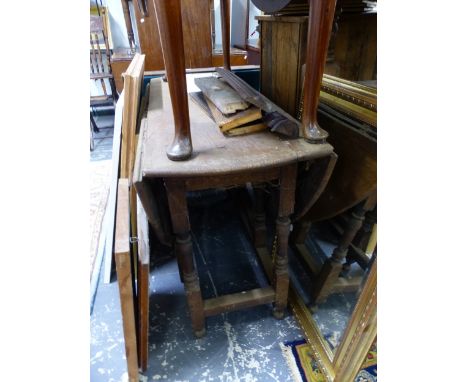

[101,53,149,382]
[190,76,267,136]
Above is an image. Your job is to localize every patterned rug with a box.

[281,339,377,382]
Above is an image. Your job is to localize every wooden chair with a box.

[90,15,118,109]
[90,14,118,149]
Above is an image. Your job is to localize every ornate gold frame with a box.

[255,242,376,381]
[289,259,377,381]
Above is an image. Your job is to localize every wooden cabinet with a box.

[110,49,135,93]
[258,15,308,118]
[257,10,377,118]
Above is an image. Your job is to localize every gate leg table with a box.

[133,77,335,337]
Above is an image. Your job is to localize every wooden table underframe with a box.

[163,164,296,337]
[134,76,335,337]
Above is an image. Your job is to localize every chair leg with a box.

[90,118,95,151]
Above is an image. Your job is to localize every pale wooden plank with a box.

[204,96,262,132]
[194,76,249,114]
[114,178,139,382]
[137,196,150,371]
[225,122,267,136]
[120,53,145,180]
[103,93,124,284]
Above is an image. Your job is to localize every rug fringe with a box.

[280,343,305,382]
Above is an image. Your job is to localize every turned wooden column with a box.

[154,0,193,161]
[343,205,377,273]
[273,163,297,319]
[253,186,267,248]
[301,0,337,142]
[165,179,205,337]
[220,0,231,70]
[312,192,376,304]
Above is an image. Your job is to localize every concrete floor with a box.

[90,109,114,162]
[91,191,304,382]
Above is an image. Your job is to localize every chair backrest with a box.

[90,15,117,103]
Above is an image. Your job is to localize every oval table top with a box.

[134,75,334,181]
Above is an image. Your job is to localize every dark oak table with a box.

[134,76,334,337]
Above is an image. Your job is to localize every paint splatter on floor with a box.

[91,193,304,381]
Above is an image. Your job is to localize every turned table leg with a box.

[165,179,205,337]
[253,186,267,248]
[343,206,377,273]
[273,164,297,319]
[154,0,192,161]
[312,192,376,304]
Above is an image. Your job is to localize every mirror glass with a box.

[289,218,377,354]
[324,0,377,86]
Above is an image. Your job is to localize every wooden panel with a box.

[190,91,262,132]
[114,178,139,382]
[135,0,213,70]
[134,0,165,71]
[103,94,125,283]
[180,0,213,68]
[120,54,145,180]
[304,107,376,222]
[246,47,260,65]
[194,76,249,114]
[331,13,377,81]
[225,122,266,136]
[184,167,280,191]
[212,53,248,67]
[259,16,308,117]
[110,58,133,94]
[204,287,275,316]
[136,196,150,371]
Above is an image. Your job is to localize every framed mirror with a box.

[288,254,377,381]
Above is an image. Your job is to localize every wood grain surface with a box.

[120,53,145,180]
[259,16,308,117]
[204,98,261,132]
[134,0,165,71]
[135,0,213,70]
[114,178,139,382]
[136,77,334,178]
[136,196,149,371]
[194,76,249,114]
